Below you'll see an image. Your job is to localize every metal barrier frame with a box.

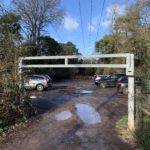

[19,53,134,130]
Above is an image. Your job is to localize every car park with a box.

[95,73,126,88]
[24,75,52,91]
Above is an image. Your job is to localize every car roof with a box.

[28,75,45,78]
[28,74,52,80]
[118,76,142,81]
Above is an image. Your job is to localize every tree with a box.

[0,12,21,69]
[13,0,63,55]
[39,36,62,55]
[0,12,35,129]
[0,13,21,41]
[95,35,120,54]
[0,12,22,89]
[113,0,150,76]
[60,42,79,55]
[95,34,123,74]
[95,0,150,76]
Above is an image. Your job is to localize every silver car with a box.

[95,75,109,86]
[24,75,52,91]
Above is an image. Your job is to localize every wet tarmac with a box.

[0,80,135,150]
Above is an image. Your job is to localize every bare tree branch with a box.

[13,0,64,55]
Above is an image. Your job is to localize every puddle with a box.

[55,110,72,121]
[30,95,37,99]
[75,90,93,94]
[59,89,93,96]
[75,104,101,125]
[79,90,93,94]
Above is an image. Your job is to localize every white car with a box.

[24,75,52,91]
[95,75,109,86]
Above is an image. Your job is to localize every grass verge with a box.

[116,114,150,150]
[116,115,135,144]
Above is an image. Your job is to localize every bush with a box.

[0,73,36,131]
[135,113,150,150]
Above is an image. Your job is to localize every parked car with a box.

[95,75,109,86]
[24,75,52,91]
[96,73,126,88]
[117,76,142,94]
[44,74,53,87]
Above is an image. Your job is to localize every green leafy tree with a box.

[39,36,62,56]
[0,12,35,130]
[0,12,21,73]
[95,0,150,76]
[113,0,150,77]
[53,41,80,79]
[60,42,79,55]
[95,35,119,54]
[0,13,21,45]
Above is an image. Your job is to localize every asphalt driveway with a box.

[0,80,135,150]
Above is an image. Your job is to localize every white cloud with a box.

[87,17,99,32]
[101,19,112,28]
[88,45,95,51]
[102,4,127,28]
[62,16,79,31]
[88,24,95,32]
[87,4,126,31]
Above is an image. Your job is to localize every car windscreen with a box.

[101,76,107,79]
[121,77,128,83]
[28,76,38,80]
[29,76,44,80]
[110,75,117,79]
[117,76,127,81]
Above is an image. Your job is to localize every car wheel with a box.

[100,82,107,88]
[122,88,128,95]
[117,88,123,94]
[49,83,53,87]
[36,84,44,91]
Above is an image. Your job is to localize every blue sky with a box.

[54,0,129,54]
[3,0,130,54]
